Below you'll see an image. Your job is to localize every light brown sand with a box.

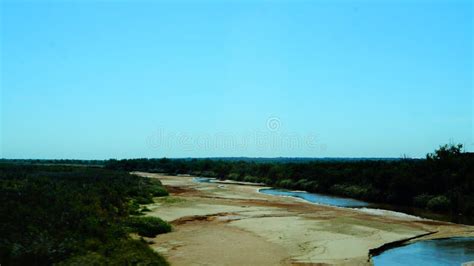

[134,172,474,265]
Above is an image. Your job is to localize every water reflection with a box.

[259,188,369,207]
[192,177,216,183]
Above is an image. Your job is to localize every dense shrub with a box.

[148,179,169,197]
[294,179,315,191]
[277,179,294,188]
[56,252,106,266]
[243,175,259,183]
[100,240,168,266]
[413,194,434,208]
[125,216,172,237]
[150,186,169,197]
[227,173,240,180]
[0,164,169,265]
[427,195,451,211]
[58,240,169,266]
[329,184,378,200]
[141,207,152,213]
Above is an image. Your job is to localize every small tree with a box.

[427,144,463,160]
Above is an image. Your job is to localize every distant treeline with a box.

[0,164,170,265]
[105,144,474,218]
[0,157,403,165]
[0,159,105,166]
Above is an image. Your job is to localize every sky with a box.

[1,0,472,159]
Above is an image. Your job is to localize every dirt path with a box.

[135,172,474,265]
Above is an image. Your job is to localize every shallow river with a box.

[372,237,474,266]
[258,188,474,265]
[193,178,474,265]
[259,188,369,207]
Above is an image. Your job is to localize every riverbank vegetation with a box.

[0,164,170,265]
[104,144,474,219]
[1,144,471,265]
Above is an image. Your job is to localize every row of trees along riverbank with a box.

[105,144,474,219]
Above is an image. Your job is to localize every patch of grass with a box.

[155,196,187,205]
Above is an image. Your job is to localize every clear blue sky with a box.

[1,0,472,159]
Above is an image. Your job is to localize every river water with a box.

[372,237,474,266]
[194,177,474,266]
[259,188,369,207]
[192,177,216,183]
[258,188,474,265]
[192,178,474,265]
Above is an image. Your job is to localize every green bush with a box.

[135,196,154,205]
[102,240,168,266]
[331,184,364,198]
[243,175,258,183]
[277,179,293,188]
[227,173,240,181]
[56,252,106,266]
[141,207,152,213]
[413,194,434,208]
[150,186,169,197]
[427,195,451,211]
[129,200,142,215]
[59,240,169,266]
[125,216,171,237]
[147,179,169,197]
[295,179,318,191]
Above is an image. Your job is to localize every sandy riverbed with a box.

[134,172,474,265]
